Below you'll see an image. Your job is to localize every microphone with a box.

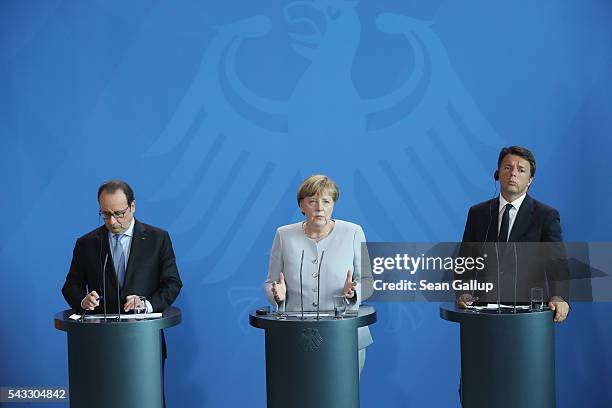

[494,242,501,313]
[470,178,498,302]
[116,256,122,322]
[298,250,305,321]
[513,242,518,313]
[97,227,110,321]
[316,250,325,320]
[83,227,106,322]
[102,253,108,321]
[482,196,495,244]
[482,173,499,243]
[472,199,495,300]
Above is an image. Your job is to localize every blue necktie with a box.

[113,234,126,288]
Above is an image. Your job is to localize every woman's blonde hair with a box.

[297,175,339,208]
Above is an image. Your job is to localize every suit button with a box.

[312,302,318,307]
[312,287,318,292]
[312,258,318,264]
[312,272,318,278]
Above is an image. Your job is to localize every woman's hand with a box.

[272,272,286,303]
[344,270,356,299]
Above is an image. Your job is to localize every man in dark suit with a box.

[457,146,569,323]
[62,179,182,314]
[62,180,182,407]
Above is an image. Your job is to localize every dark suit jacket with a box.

[459,194,569,303]
[62,219,183,313]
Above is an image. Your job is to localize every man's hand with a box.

[344,270,357,299]
[548,296,569,323]
[456,293,477,309]
[81,291,100,311]
[124,295,145,312]
[272,272,286,303]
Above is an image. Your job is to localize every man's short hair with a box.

[97,180,135,205]
[497,146,536,177]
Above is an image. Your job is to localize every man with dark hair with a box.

[62,179,182,314]
[457,146,569,323]
[97,180,135,208]
[62,180,182,407]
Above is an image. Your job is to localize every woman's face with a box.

[300,191,335,228]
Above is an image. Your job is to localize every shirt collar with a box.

[499,192,527,213]
[124,218,135,237]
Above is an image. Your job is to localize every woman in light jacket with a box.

[264,174,373,374]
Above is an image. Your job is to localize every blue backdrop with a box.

[1,1,611,406]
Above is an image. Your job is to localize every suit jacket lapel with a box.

[124,219,147,291]
[486,197,500,242]
[509,194,534,242]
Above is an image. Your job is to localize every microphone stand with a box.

[475,200,495,299]
[116,267,122,322]
[495,242,501,313]
[83,228,106,323]
[513,242,518,314]
[298,250,305,320]
[114,221,124,322]
[102,254,108,322]
[316,251,325,320]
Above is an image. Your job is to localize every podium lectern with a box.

[54,307,181,408]
[250,306,376,408]
[440,304,555,408]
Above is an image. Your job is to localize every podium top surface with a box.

[249,304,376,330]
[439,303,554,323]
[54,306,182,332]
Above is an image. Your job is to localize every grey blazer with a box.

[265,219,374,349]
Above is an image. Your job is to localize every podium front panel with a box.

[250,306,376,408]
[441,305,555,408]
[55,308,181,408]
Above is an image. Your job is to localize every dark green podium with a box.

[250,305,376,408]
[54,307,181,408]
[440,304,555,408]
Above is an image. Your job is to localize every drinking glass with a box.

[530,287,544,311]
[333,295,347,319]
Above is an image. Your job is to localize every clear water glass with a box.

[334,295,347,318]
[530,287,544,311]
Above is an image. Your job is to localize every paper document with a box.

[68,313,162,320]
[281,312,332,317]
[467,304,530,311]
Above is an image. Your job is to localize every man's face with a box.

[498,154,533,200]
[99,190,135,234]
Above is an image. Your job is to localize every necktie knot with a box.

[113,234,124,250]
